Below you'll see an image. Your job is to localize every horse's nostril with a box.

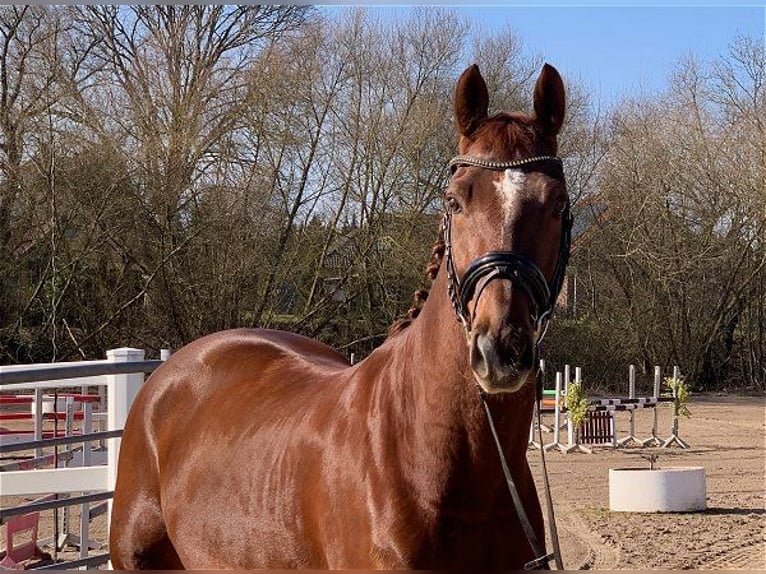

[471,331,521,378]
[471,332,494,379]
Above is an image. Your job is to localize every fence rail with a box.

[35,554,110,570]
[0,360,162,386]
[0,430,123,455]
[0,348,163,569]
[0,491,114,524]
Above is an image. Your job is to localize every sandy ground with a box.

[529,395,766,570]
[2,394,764,570]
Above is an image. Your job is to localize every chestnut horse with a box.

[110,62,570,570]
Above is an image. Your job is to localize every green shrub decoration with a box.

[662,376,691,418]
[562,381,589,426]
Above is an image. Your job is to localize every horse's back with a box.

[135,327,349,415]
[123,327,350,459]
[110,328,352,569]
[154,327,349,388]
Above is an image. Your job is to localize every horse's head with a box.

[445,63,571,395]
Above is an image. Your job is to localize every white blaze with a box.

[494,169,526,222]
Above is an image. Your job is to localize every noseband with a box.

[443,154,573,346]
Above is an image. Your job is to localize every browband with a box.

[448,155,562,173]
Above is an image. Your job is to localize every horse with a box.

[109,62,571,570]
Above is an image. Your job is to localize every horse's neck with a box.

[375,272,534,508]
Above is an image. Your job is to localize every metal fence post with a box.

[34,389,44,458]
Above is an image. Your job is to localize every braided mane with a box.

[388,232,446,337]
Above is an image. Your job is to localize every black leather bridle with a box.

[444,153,572,570]
[443,154,572,346]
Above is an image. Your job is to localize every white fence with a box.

[0,348,163,569]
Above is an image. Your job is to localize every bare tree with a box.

[566,36,765,390]
[0,6,106,361]
[66,5,310,346]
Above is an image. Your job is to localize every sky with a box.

[319,4,765,109]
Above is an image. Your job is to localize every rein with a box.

[445,154,571,570]
[477,372,564,570]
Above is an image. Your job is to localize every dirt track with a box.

[3,395,764,570]
[529,395,766,570]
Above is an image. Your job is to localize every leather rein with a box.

[444,154,572,570]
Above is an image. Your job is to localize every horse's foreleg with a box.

[109,490,183,569]
[110,439,184,569]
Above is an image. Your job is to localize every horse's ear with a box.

[533,63,566,137]
[455,64,489,137]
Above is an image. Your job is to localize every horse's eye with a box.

[553,197,568,216]
[445,195,462,214]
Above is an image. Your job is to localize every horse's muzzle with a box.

[469,325,534,394]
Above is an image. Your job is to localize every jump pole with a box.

[528,402,540,449]
[34,389,44,458]
[537,359,554,433]
[563,364,572,439]
[54,397,76,551]
[564,363,571,438]
[528,360,546,449]
[543,372,566,453]
[617,365,639,446]
[641,366,664,446]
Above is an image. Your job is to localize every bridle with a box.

[443,154,572,345]
[444,153,573,571]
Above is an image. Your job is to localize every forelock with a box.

[466,112,537,160]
